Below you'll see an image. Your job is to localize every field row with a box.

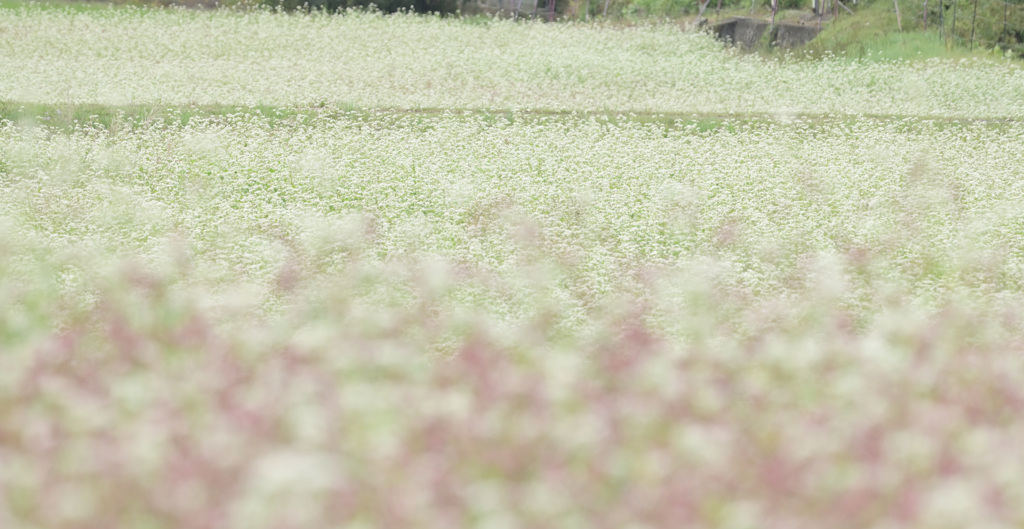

[3,113,1024,346]
[2,8,1024,117]
[4,112,1024,525]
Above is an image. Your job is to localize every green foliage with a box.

[618,0,762,17]
[804,0,1023,58]
[621,0,697,17]
[943,0,1024,51]
[258,0,457,14]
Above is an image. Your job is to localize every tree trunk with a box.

[1002,0,1008,44]
[969,0,978,49]
[894,0,902,31]
[697,0,710,20]
[951,0,958,41]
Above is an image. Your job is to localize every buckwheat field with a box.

[3,5,1024,528]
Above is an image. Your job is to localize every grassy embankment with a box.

[708,3,1014,59]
